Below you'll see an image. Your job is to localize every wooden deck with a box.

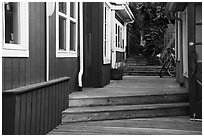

[70,76,188,99]
[48,116,201,135]
[48,76,202,135]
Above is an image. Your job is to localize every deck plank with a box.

[48,116,202,135]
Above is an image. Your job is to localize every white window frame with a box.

[177,12,182,61]
[56,2,78,58]
[103,3,111,64]
[182,7,188,78]
[115,19,125,52]
[2,2,29,57]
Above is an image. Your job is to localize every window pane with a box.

[105,7,106,23]
[118,26,120,47]
[196,5,202,23]
[196,45,202,61]
[70,2,76,18]
[196,25,202,43]
[115,24,117,47]
[120,27,122,48]
[4,2,20,44]
[59,2,67,14]
[104,40,106,56]
[70,22,76,51]
[122,39,124,49]
[105,24,106,40]
[59,17,66,50]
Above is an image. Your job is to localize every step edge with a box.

[69,92,189,99]
[63,103,189,114]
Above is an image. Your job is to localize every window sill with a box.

[103,58,111,64]
[56,52,78,58]
[2,49,29,57]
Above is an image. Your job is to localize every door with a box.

[188,3,202,119]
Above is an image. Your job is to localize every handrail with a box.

[3,77,70,95]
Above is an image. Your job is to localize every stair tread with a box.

[124,71,161,72]
[63,103,189,114]
[69,90,188,99]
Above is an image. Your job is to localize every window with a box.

[2,2,29,57]
[195,5,202,62]
[59,16,66,50]
[115,20,124,52]
[115,24,117,48]
[70,2,77,52]
[103,3,111,64]
[56,2,78,57]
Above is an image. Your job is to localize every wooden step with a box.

[125,66,162,68]
[62,103,189,123]
[69,92,188,107]
[124,72,162,76]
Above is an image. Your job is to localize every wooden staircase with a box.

[62,77,189,123]
[124,65,162,76]
[124,57,175,76]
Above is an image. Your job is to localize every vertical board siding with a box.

[83,3,108,88]
[4,58,13,90]
[2,2,73,135]
[14,96,21,134]
[25,92,32,135]
[48,85,52,132]
[19,94,27,134]
[44,87,49,133]
[30,90,37,134]
[49,9,79,93]
[52,85,57,129]
[19,59,26,87]
[102,64,111,87]
[2,95,16,134]
[2,3,46,91]
[40,89,45,135]
[36,89,41,134]
[29,2,36,84]
[3,80,69,135]
[12,58,20,89]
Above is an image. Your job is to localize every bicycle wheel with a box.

[166,59,176,77]
[159,64,167,78]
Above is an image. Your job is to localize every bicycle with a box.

[159,47,176,77]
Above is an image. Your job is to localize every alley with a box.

[48,76,201,135]
[2,2,202,135]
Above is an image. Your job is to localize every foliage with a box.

[128,2,174,59]
[115,62,126,69]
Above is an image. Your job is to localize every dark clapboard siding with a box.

[2,3,46,91]
[49,7,79,93]
[83,2,110,88]
[3,78,69,135]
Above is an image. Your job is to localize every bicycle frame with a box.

[159,47,176,77]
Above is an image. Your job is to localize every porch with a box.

[48,76,202,135]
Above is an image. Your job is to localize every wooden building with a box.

[83,2,134,87]
[1,2,134,134]
[166,2,202,120]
